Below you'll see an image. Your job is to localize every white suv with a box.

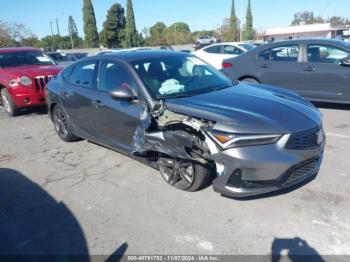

[196,36,217,48]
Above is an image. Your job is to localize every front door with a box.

[256,44,303,91]
[91,60,141,151]
[300,43,350,102]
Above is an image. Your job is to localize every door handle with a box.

[304,67,316,72]
[260,64,270,68]
[61,91,71,98]
[92,100,104,108]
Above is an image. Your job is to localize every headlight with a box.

[8,76,32,87]
[19,76,32,86]
[209,130,282,149]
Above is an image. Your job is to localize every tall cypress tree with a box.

[244,0,254,40]
[230,0,239,41]
[68,16,79,38]
[83,0,99,47]
[125,0,139,47]
[100,3,126,48]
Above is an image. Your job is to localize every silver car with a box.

[222,39,350,104]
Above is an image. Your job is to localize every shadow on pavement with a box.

[272,237,325,262]
[0,168,127,261]
[312,102,350,111]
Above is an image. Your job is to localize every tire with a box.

[1,88,20,117]
[158,157,211,192]
[52,105,79,142]
[241,77,259,84]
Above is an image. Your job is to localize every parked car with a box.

[193,42,256,69]
[0,47,62,116]
[195,36,217,49]
[66,52,89,61]
[46,50,325,198]
[46,52,73,66]
[222,39,350,104]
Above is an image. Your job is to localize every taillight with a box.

[222,62,233,68]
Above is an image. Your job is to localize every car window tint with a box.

[223,45,244,55]
[204,45,222,54]
[307,44,350,64]
[259,49,271,61]
[270,45,299,62]
[70,61,97,88]
[98,61,138,93]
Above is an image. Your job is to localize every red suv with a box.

[0,47,62,116]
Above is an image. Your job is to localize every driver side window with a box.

[98,61,138,94]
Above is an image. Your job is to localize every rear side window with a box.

[204,45,222,54]
[259,45,299,62]
[98,61,138,93]
[223,45,244,55]
[307,44,350,64]
[69,61,97,88]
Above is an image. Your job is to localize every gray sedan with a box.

[222,39,350,104]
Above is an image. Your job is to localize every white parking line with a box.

[327,133,350,139]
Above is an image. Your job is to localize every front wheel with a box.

[52,105,79,142]
[1,89,20,117]
[158,157,211,192]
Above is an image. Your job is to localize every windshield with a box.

[131,55,232,99]
[0,51,55,68]
[238,43,256,51]
[48,53,70,62]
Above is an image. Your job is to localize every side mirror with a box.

[340,57,350,67]
[110,86,137,101]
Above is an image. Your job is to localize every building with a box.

[263,23,350,42]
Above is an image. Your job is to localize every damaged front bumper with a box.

[211,134,325,198]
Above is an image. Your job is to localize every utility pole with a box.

[240,0,243,41]
[49,21,56,50]
[55,19,62,50]
[55,19,61,36]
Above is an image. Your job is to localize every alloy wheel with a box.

[158,158,195,190]
[1,92,11,113]
[53,108,69,138]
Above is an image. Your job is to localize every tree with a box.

[68,16,79,49]
[68,16,79,38]
[328,16,350,27]
[83,0,99,48]
[0,21,15,47]
[166,22,191,45]
[229,0,239,41]
[291,11,325,26]
[100,3,126,48]
[244,0,254,40]
[125,0,139,47]
[149,22,167,46]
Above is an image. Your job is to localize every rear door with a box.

[300,43,350,102]
[60,60,99,138]
[256,44,304,91]
[198,44,224,69]
[91,60,141,151]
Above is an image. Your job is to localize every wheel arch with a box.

[238,76,261,83]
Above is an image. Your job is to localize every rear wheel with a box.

[158,157,211,192]
[1,88,20,117]
[52,105,79,142]
[241,77,259,84]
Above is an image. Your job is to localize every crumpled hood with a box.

[164,83,322,134]
[2,65,63,78]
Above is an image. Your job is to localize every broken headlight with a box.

[209,130,282,149]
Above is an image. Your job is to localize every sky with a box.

[0,0,349,38]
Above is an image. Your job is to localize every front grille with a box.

[282,158,319,187]
[286,127,320,150]
[34,75,55,92]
